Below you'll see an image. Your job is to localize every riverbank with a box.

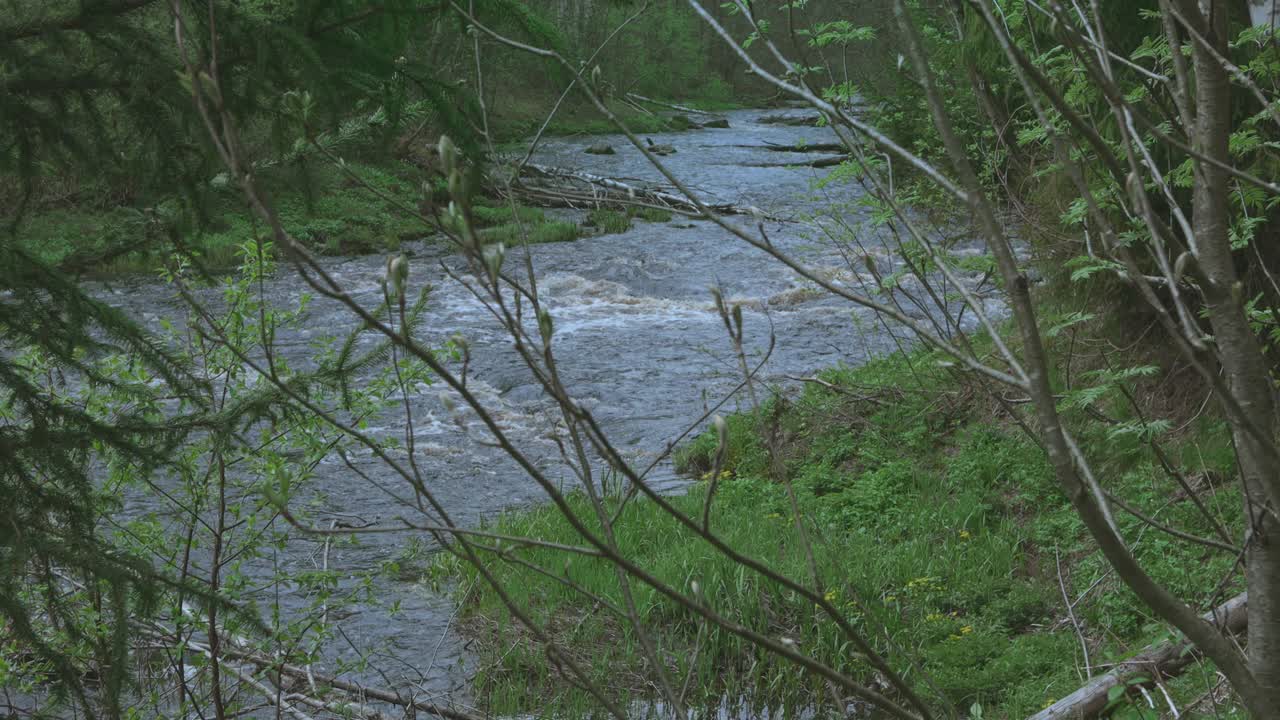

[436,331,1248,718]
[12,96,731,276]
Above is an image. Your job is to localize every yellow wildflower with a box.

[906,576,945,592]
[959,530,971,540]
[824,590,838,603]
[961,625,973,635]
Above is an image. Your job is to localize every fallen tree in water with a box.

[624,92,722,117]
[759,141,847,153]
[508,162,778,219]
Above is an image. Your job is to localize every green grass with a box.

[479,218,579,245]
[487,90,751,142]
[17,86,728,275]
[440,199,580,245]
[586,208,631,235]
[628,206,674,223]
[489,96,671,141]
[15,162,593,275]
[14,161,428,274]
[435,341,1247,719]
[580,206,674,237]
[469,202,548,228]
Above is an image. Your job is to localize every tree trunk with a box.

[1182,0,1280,711]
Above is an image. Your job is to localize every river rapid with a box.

[99,108,1000,713]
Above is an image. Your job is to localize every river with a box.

[99,107,999,713]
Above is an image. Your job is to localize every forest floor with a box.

[14,95,738,276]
[433,327,1249,719]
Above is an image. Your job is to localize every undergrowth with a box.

[488,94,744,142]
[16,162,593,273]
[14,93,722,276]
[435,338,1247,719]
[15,162,427,273]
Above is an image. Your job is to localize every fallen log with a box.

[625,92,722,117]
[1029,592,1247,720]
[743,155,848,169]
[511,186,693,216]
[133,622,485,720]
[620,95,657,117]
[516,163,778,219]
[760,141,847,153]
[808,155,848,168]
[758,113,822,126]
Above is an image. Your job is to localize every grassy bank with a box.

[13,94,734,277]
[15,159,592,275]
[433,336,1247,718]
[488,83,751,142]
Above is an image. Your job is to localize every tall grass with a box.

[435,345,1247,718]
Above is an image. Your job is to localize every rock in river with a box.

[645,138,676,155]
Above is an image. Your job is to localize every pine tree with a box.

[0,1,481,714]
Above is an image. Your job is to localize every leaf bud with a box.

[386,253,409,299]
[482,242,506,283]
[438,135,458,174]
[537,308,554,345]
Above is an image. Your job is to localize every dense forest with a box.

[4,1,1280,719]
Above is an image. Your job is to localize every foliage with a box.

[0,246,197,714]
[443,344,1246,717]
[0,0,467,711]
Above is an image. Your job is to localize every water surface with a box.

[100,108,996,711]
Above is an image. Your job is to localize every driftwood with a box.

[1029,592,1248,720]
[743,157,847,170]
[806,155,848,168]
[620,94,657,117]
[758,113,822,127]
[760,141,847,153]
[625,92,721,117]
[515,163,775,219]
[133,621,484,720]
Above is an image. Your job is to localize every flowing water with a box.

[96,108,1000,712]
